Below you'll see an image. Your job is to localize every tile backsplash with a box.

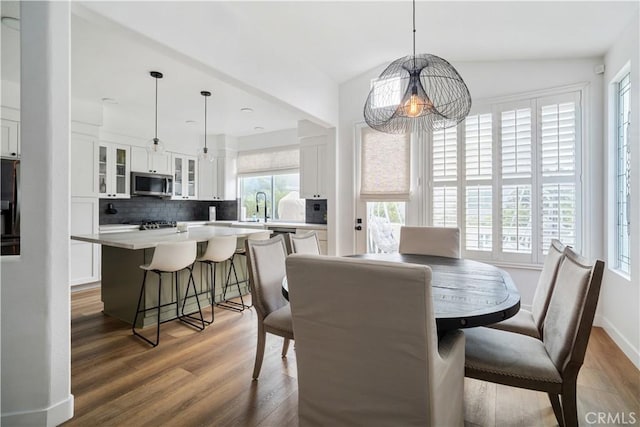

[99,198,239,224]
[305,199,327,224]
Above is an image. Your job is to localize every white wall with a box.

[235,128,297,152]
[337,57,605,308]
[600,13,640,368]
[1,2,74,425]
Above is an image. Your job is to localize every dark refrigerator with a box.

[1,158,20,255]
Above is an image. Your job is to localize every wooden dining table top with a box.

[283,253,521,333]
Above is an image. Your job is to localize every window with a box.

[367,202,406,253]
[426,89,582,264]
[615,72,631,274]
[237,146,304,222]
[239,173,304,222]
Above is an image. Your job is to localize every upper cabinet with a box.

[198,156,236,201]
[71,134,97,197]
[98,142,130,199]
[1,118,20,158]
[172,154,198,200]
[130,146,171,175]
[300,136,327,199]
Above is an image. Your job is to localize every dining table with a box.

[283,253,521,333]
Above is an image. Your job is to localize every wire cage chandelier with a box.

[363,0,472,134]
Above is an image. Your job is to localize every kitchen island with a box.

[71,225,270,327]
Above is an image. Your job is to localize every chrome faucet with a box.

[256,191,268,223]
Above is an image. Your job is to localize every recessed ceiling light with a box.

[254,126,264,131]
[185,120,197,125]
[240,107,254,113]
[1,17,20,31]
[101,97,118,104]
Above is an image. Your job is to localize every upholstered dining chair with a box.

[289,231,320,255]
[464,247,605,427]
[231,230,271,310]
[286,254,465,427]
[245,234,293,380]
[398,226,461,258]
[487,239,565,339]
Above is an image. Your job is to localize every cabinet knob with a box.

[11,152,16,156]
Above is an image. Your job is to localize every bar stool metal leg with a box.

[132,270,163,348]
[177,265,206,331]
[217,257,251,312]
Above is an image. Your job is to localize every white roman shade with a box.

[237,146,299,175]
[360,128,411,201]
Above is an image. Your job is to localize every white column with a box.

[1,1,73,425]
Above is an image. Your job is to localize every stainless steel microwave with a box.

[131,172,173,198]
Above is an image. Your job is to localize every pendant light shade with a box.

[198,90,214,162]
[363,1,471,134]
[147,71,166,154]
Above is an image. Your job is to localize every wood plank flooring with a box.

[65,287,640,426]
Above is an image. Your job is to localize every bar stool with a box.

[197,235,245,315]
[132,240,205,347]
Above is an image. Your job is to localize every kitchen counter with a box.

[209,220,327,230]
[74,225,269,250]
[71,225,271,326]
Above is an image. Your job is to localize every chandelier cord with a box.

[204,94,207,149]
[412,0,416,69]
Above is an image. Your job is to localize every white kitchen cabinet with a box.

[98,142,130,199]
[131,146,171,175]
[1,118,20,158]
[70,197,100,286]
[300,136,327,199]
[172,154,198,200]
[198,156,236,201]
[71,134,97,197]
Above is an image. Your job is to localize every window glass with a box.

[367,201,406,253]
[616,73,631,274]
[239,173,304,222]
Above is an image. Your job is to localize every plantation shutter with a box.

[360,128,411,201]
[432,126,458,226]
[538,94,579,253]
[465,113,493,251]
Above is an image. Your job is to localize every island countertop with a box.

[71,225,271,250]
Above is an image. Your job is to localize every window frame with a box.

[237,168,303,222]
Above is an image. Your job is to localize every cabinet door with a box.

[173,155,184,198]
[198,158,218,200]
[112,146,130,198]
[130,146,150,172]
[300,144,318,199]
[0,119,19,158]
[71,135,97,197]
[186,157,197,199]
[151,152,172,175]
[316,143,327,198]
[98,145,109,197]
[70,197,100,286]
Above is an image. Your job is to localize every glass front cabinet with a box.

[98,142,130,198]
[172,154,198,200]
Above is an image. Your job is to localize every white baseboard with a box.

[1,394,74,427]
[595,314,640,369]
[70,281,100,292]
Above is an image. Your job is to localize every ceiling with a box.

[2,1,639,138]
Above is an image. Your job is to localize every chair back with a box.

[236,230,271,253]
[543,247,604,374]
[289,231,320,255]
[286,254,443,426]
[398,226,461,258]
[531,239,565,332]
[200,235,237,263]
[246,234,289,320]
[147,241,197,272]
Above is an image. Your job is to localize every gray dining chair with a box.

[289,231,320,255]
[398,226,461,258]
[464,246,605,427]
[487,239,565,339]
[245,234,293,380]
[286,254,465,426]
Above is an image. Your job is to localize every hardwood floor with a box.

[65,287,639,426]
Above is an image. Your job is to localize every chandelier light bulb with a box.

[404,92,424,118]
